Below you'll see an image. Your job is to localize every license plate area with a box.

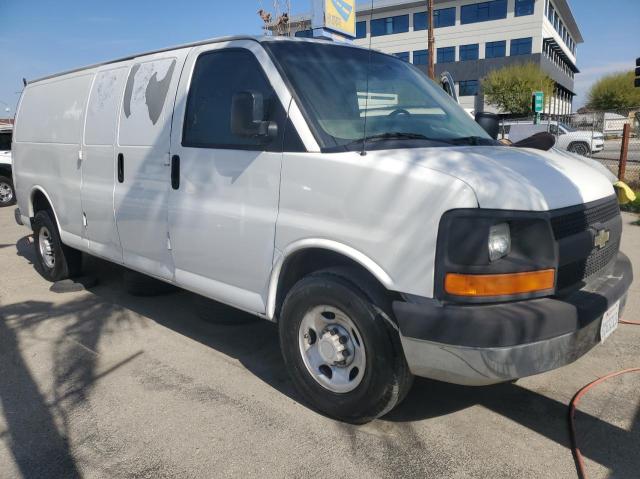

[600,300,620,343]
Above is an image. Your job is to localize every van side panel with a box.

[82,66,130,262]
[114,52,188,279]
[275,151,479,299]
[14,73,94,247]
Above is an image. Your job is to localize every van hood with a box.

[385,145,615,211]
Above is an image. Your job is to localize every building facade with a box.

[286,0,582,114]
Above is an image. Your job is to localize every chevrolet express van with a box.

[12,37,633,423]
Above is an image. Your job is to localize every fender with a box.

[29,185,62,230]
[265,238,394,321]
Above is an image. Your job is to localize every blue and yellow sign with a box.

[324,0,356,38]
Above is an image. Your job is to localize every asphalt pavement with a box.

[1,206,639,478]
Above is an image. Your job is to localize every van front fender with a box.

[265,238,394,321]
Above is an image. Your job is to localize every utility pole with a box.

[427,0,435,79]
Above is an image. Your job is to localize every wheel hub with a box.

[0,182,12,203]
[317,326,352,366]
[298,305,366,393]
[38,226,56,269]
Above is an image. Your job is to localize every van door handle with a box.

[117,153,124,183]
[171,155,180,190]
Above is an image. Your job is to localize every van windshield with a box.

[264,41,495,152]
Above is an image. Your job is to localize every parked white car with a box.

[503,120,605,156]
[12,37,633,422]
[0,125,15,207]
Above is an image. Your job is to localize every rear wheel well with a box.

[30,190,55,229]
[274,248,398,320]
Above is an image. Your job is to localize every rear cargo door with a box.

[114,51,188,279]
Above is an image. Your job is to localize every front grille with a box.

[551,198,620,240]
[552,197,621,291]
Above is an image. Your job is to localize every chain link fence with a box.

[499,108,640,189]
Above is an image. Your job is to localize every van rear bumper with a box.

[393,252,633,386]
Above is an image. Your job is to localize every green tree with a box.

[482,63,555,115]
[587,71,640,110]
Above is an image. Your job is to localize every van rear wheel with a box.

[279,268,413,423]
[0,176,15,206]
[33,210,82,282]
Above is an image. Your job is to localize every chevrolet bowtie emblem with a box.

[594,229,610,249]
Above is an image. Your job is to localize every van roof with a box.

[28,35,358,85]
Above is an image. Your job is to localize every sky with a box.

[0,0,638,115]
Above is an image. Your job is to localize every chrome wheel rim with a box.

[38,226,56,269]
[0,181,12,204]
[298,305,366,393]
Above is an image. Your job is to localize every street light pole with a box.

[427,0,435,80]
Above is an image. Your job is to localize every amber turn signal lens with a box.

[445,269,555,297]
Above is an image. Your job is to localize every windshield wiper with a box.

[344,132,450,147]
[447,136,497,146]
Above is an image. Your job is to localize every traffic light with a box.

[636,58,640,88]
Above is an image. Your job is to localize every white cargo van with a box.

[13,37,633,423]
[0,125,15,207]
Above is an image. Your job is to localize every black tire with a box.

[123,269,176,296]
[568,142,590,157]
[279,267,413,423]
[33,210,82,282]
[0,175,16,207]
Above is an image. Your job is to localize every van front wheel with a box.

[279,269,413,423]
[33,210,82,282]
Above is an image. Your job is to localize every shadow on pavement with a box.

[2,237,638,478]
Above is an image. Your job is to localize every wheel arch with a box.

[266,239,395,321]
[29,186,61,231]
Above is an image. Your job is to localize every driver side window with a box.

[182,49,286,151]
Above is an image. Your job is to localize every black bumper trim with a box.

[394,252,633,349]
[14,207,23,226]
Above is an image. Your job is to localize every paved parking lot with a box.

[1,206,639,479]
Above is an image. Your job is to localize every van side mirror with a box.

[475,112,500,140]
[231,91,278,140]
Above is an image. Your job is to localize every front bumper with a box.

[393,252,633,386]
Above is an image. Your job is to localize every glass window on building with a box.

[394,51,410,62]
[414,7,455,31]
[459,44,479,61]
[485,40,506,58]
[458,80,479,96]
[294,29,313,38]
[510,37,532,56]
[356,21,367,39]
[514,0,534,17]
[370,15,409,36]
[548,5,554,23]
[413,49,429,65]
[461,0,507,24]
[437,46,455,63]
[414,12,427,31]
[434,7,456,27]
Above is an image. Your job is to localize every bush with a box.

[482,63,555,115]
[587,71,640,110]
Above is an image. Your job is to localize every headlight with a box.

[488,223,510,262]
[435,210,557,303]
